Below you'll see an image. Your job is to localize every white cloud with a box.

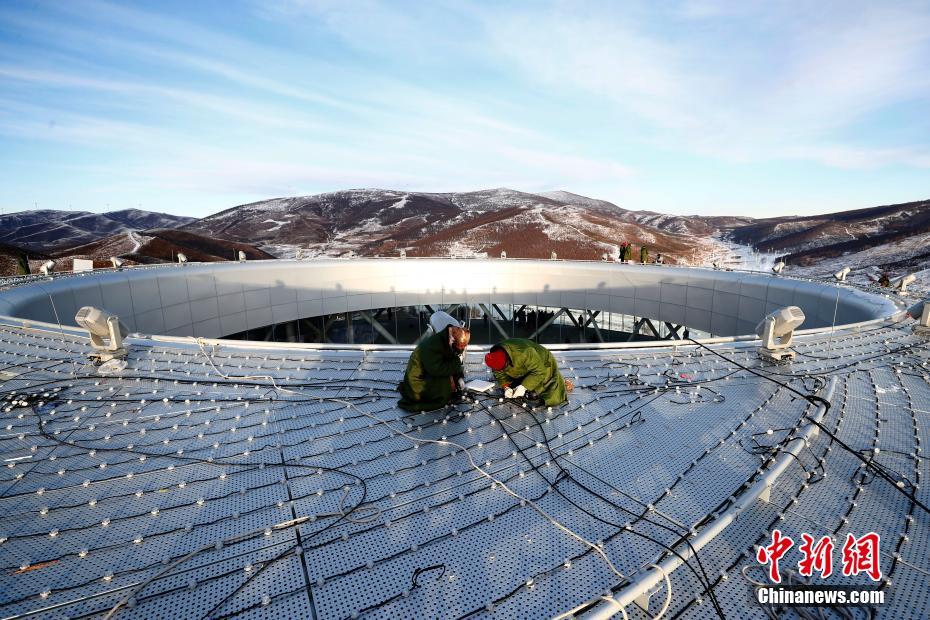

[782,144,930,169]
[481,2,930,167]
[3,0,927,217]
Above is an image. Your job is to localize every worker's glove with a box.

[457,377,466,392]
[505,385,526,399]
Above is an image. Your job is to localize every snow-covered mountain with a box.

[184,188,715,262]
[727,199,930,257]
[537,191,754,237]
[3,190,929,297]
[49,229,275,267]
[0,209,194,251]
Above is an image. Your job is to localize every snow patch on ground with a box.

[788,231,930,295]
[127,231,142,253]
[444,239,487,258]
[261,219,289,232]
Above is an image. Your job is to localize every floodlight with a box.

[74,306,129,361]
[712,261,720,270]
[550,251,557,260]
[602,253,609,262]
[907,300,930,336]
[110,257,124,269]
[238,250,246,262]
[833,266,850,282]
[39,260,55,276]
[755,306,805,361]
[772,261,786,274]
[894,273,917,293]
[177,253,188,264]
[500,251,507,259]
[399,249,407,259]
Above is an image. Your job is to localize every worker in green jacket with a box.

[398,323,471,412]
[484,338,573,407]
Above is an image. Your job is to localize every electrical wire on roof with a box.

[687,337,930,518]
[469,394,727,620]
[5,386,380,619]
[3,320,917,613]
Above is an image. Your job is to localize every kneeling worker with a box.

[398,319,471,412]
[484,338,573,407]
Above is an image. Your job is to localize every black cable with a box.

[474,395,727,620]
[516,397,728,620]
[18,392,376,619]
[686,337,930,518]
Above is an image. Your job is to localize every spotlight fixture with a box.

[39,260,55,276]
[755,306,805,361]
[74,306,129,361]
[238,251,246,262]
[772,261,786,274]
[399,249,407,259]
[907,300,930,336]
[550,251,557,260]
[833,266,850,282]
[110,257,124,269]
[500,251,507,259]
[177,253,188,264]
[894,273,917,293]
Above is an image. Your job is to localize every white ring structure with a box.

[0,258,900,342]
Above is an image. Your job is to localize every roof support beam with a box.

[528,308,566,340]
[642,318,661,338]
[357,310,398,344]
[586,310,605,343]
[479,303,510,340]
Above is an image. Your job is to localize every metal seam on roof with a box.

[0,259,926,619]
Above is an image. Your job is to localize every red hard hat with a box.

[485,348,507,371]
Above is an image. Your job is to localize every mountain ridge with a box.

[182,187,709,261]
[0,208,195,252]
[2,190,929,293]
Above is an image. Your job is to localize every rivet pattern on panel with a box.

[0,314,927,619]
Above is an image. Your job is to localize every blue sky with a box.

[1,0,928,218]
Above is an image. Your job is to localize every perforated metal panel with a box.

[0,304,928,618]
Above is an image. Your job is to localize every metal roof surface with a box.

[0,262,927,619]
[0,318,928,619]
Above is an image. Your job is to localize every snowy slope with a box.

[5,191,928,292]
[0,209,194,251]
[185,188,709,263]
[50,229,275,267]
[728,199,930,254]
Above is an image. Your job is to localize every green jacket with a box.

[398,326,464,412]
[491,338,568,406]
